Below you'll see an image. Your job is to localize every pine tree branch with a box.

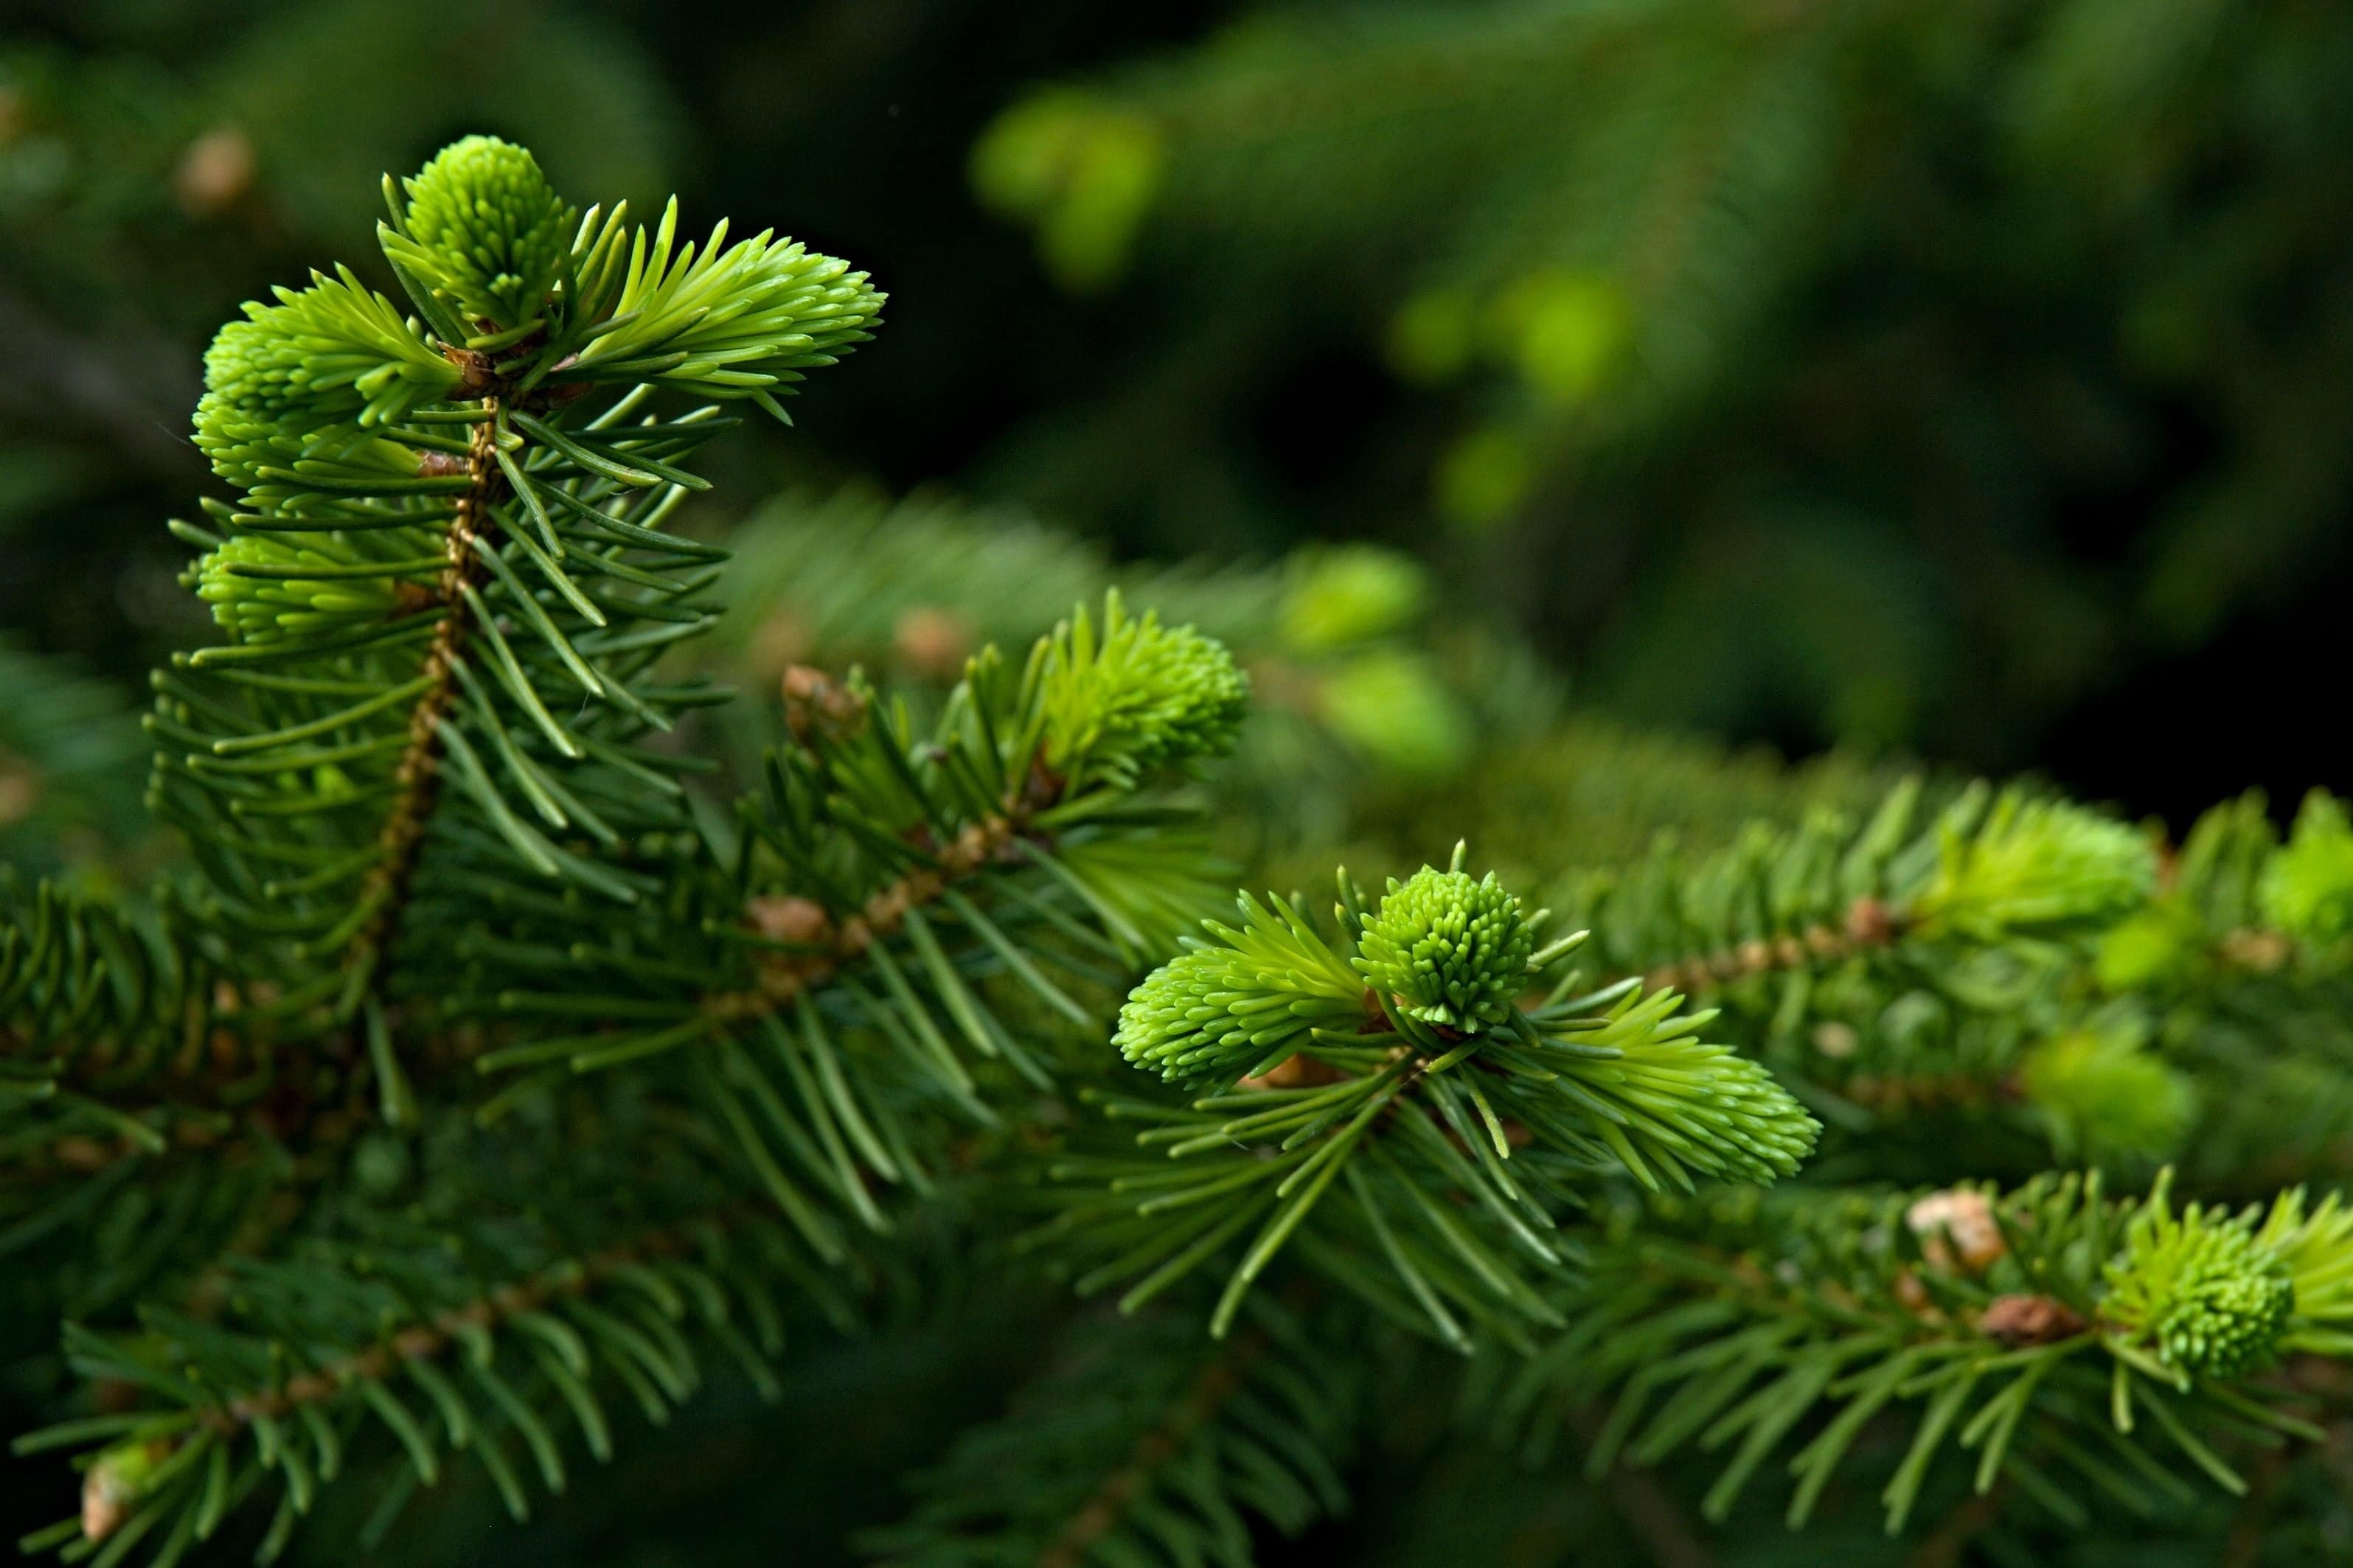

[701,806,1026,1025]
[1637,893,1900,996]
[867,1294,1357,1567]
[349,400,506,979]
[199,1199,752,1431]
[1563,1408,1718,1568]
[6,135,915,1565]
[1031,1325,1268,1568]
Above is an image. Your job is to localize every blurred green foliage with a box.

[7,0,2353,820]
[965,0,2353,801]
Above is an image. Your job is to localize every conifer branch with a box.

[1479,1172,2353,1533]
[1568,781,2155,1000]
[1031,1327,1265,1568]
[195,1199,754,1433]
[864,1298,1358,1568]
[348,403,506,980]
[22,1098,832,1558]
[699,801,1026,1025]
[19,92,2353,1568]
[1054,848,1818,1340]
[1638,893,1900,997]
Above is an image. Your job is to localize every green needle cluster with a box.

[2104,1181,2295,1379]
[194,532,428,642]
[1913,794,2156,943]
[195,267,464,486]
[386,134,575,330]
[1353,859,1537,1030]
[1113,891,1363,1088]
[1041,590,1250,790]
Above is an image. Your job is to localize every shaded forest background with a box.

[6,0,2352,830]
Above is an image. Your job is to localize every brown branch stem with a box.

[1638,895,1901,997]
[347,405,504,978]
[702,811,1026,1024]
[203,1202,749,1431]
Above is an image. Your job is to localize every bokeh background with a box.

[4,0,2351,1561]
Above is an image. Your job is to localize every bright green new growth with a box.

[1279,546,1428,651]
[2018,1023,2197,1161]
[562,204,886,414]
[1114,891,1365,1087]
[2256,1187,2353,1342]
[1040,590,1249,790]
[970,90,1163,291]
[1353,855,1537,1029]
[389,134,575,329]
[2260,790,2353,947]
[2103,1180,2294,1379]
[1912,792,2157,942]
[1076,854,1816,1344]
[194,266,463,485]
[195,532,417,641]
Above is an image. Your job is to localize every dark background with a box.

[6,0,2352,833]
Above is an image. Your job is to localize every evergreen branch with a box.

[1032,1329,1266,1568]
[469,595,1242,1062]
[1545,782,2353,1182]
[698,803,1028,1026]
[345,407,506,980]
[1047,849,1818,1340]
[21,1095,824,1563]
[0,879,282,1186]
[1588,781,2353,1020]
[129,135,884,1147]
[861,1297,1358,1568]
[195,1201,751,1433]
[1477,1172,2353,1535]
[1567,781,2155,1001]
[461,601,1247,1260]
[1638,892,1902,997]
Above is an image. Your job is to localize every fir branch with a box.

[699,804,1027,1026]
[863,1297,1359,1568]
[1638,892,1900,997]
[1479,1172,2353,1535]
[457,602,1246,1266]
[131,133,883,1149]
[195,1199,752,1432]
[23,1094,826,1561]
[346,403,506,980]
[1568,781,2155,1001]
[1051,849,1818,1340]
[1030,1326,1266,1568]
